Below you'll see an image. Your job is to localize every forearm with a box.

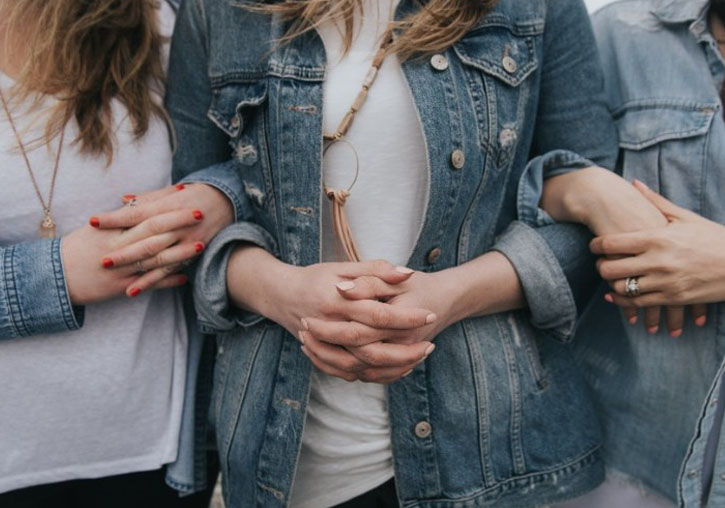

[433,251,525,326]
[226,244,295,321]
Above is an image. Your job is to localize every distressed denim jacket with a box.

[165,0,618,506]
[571,1,725,507]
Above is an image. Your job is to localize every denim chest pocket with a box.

[454,22,540,170]
[207,79,275,212]
[616,101,717,214]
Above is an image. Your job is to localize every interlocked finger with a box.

[125,263,186,298]
[301,317,411,348]
[134,241,204,273]
[92,184,189,229]
[103,231,178,270]
[336,275,403,301]
[664,306,685,338]
[341,299,435,330]
[120,208,203,246]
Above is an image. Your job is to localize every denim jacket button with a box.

[502,55,518,74]
[450,149,465,170]
[230,115,241,129]
[430,54,449,71]
[415,421,432,438]
[426,247,442,265]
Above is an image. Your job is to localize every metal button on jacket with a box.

[450,149,465,170]
[427,247,442,265]
[430,54,449,71]
[502,55,518,74]
[415,421,432,439]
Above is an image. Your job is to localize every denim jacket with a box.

[165,0,618,506]
[572,1,725,506]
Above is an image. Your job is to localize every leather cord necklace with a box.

[0,89,64,238]
[322,28,394,262]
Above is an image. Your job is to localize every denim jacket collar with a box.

[652,0,709,25]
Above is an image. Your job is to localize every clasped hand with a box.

[259,259,450,384]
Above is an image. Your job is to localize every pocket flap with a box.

[207,80,268,138]
[615,101,717,150]
[454,24,539,87]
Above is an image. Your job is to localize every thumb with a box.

[632,180,699,222]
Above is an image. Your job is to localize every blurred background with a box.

[586,0,614,11]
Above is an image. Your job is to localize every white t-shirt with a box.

[0,2,187,494]
[289,1,429,506]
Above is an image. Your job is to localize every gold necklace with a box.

[0,89,64,238]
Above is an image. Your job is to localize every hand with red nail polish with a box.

[83,183,233,296]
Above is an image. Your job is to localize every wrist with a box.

[428,268,476,326]
[226,244,295,321]
[542,167,618,226]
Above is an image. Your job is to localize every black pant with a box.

[0,465,217,508]
[332,479,399,508]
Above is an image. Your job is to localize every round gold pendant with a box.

[39,215,56,238]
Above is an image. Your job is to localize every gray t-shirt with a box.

[0,4,187,493]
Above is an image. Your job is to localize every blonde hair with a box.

[250,0,497,60]
[1,0,166,163]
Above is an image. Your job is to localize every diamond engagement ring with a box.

[625,277,641,297]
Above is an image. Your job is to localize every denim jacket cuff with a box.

[0,238,84,339]
[517,149,595,228]
[181,165,245,222]
[492,221,577,342]
[194,221,278,334]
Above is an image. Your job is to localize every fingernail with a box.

[102,258,114,269]
[297,331,306,345]
[634,179,649,190]
[176,184,186,191]
[628,315,638,325]
[195,242,205,253]
[129,287,141,298]
[89,217,100,228]
[178,275,188,284]
[696,315,707,327]
[300,345,309,357]
[395,266,415,274]
[336,281,355,291]
[425,313,437,325]
[193,210,204,220]
[301,318,309,330]
[670,329,683,338]
[604,293,614,303]
[424,344,436,357]
[402,369,414,378]
[648,326,659,335]
[122,194,137,202]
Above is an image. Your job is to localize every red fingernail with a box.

[102,258,114,269]
[89,217,100,228]
[178,275,188,284]
[129,288,141,297]
[195,242,205,253]
[648,326,659,335]
[628,315,638,325]
[696,315,707,327]
[670,329,683,338]
[193,210,204,220]
[604,293,614,303]
[122,194,137,202]
[176,184,186,191]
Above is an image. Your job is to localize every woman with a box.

[534,0,725,506]
[141,0,645,506]
[0,0,234,505]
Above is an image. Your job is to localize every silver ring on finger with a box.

[125,198,138,207]
[624,276,641,297]
[135,260,147,275]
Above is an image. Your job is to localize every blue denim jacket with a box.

[165,0,618,505]
[572,1,725,506]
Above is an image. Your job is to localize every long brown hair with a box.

[250,0,497,60]
[1,0,166,163]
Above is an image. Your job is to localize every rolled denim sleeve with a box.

[493,0,618,342]
[0,238,83,339]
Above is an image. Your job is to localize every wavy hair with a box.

[249,0,497,60]
[1,0,166,163]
